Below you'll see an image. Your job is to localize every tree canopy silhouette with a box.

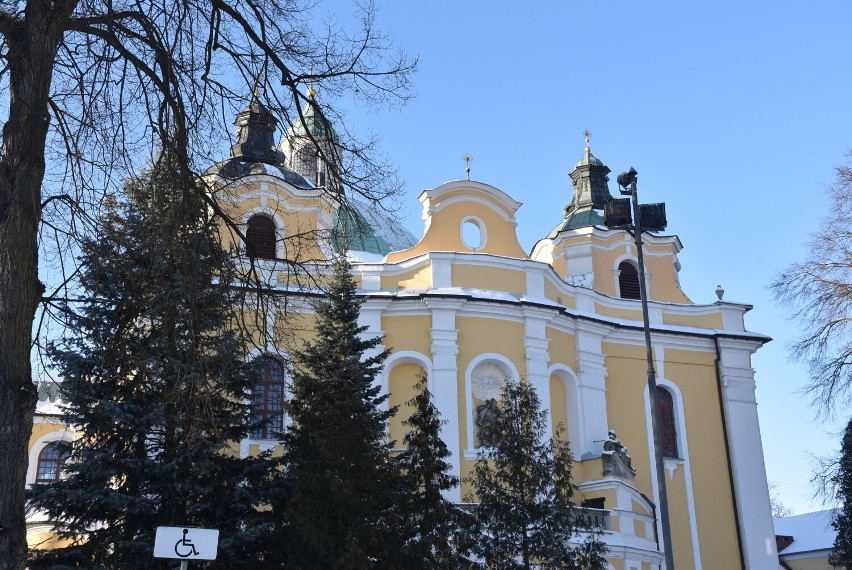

[0,2,414,566]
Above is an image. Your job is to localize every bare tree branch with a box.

[772,158,852,418]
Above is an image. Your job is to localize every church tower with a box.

[280,85,343,193]
[531,137,689,303]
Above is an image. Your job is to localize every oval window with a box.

[462,220,482,250]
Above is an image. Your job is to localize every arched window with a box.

[618,261,641,300]
[36,442,70,483]
[245,215,277,259]
[656,387,678,458]
[250,357,286,439]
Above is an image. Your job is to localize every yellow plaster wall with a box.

[387,200,527,262]
[601,341,707,569]
[573,457,603,493]
[273,311,318,352]
[546,329,577,368]
[604,343,741,568]
[456,317,525,498]
[543,279,576,309]
[29,420,68,450]
[549,376,568,438]
[381,264,433,290]
[27,528,72,550]
[548,250,567,280]
[594,303,644,322]
[453,265,526,294]
[642,249,691,304]
[781,553,837,570]
[455,317,525,382]
[215,185,332,264]
[381,315,432,357]
[662,311,724,329]
[664,348,741,570]
[558,233,691,303]
[388,363,424,447]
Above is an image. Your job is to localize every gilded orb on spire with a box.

[583,129,592,151]
[463,153,473,180]
[252,73,263,100]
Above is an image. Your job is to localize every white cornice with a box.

[418,180,523,215]
[353,251,756,329]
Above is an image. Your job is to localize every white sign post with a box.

[154,526,219,569]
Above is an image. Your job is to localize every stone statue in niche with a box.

[601,430,636,480]
[475,398,500,448]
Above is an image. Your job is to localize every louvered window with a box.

[618,261,641,300]
[657,387,678,458]
[246,215,277,259]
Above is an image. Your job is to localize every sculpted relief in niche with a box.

[472,361,511,448]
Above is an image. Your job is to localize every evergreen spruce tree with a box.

[462,381,607,570]
[279,257,398,569]
[831,418,852,567]
[395,375,474,568]
[27,153,274,568]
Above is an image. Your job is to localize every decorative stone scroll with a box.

[601,430,636,480]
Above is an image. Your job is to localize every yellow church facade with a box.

[27,98,781,569]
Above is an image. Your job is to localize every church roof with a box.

[545,208,606,238]
[333,197,418,257]
[545,138,614,236]
[575,145,606,168]
[774,509,837,556]
[206,97,313,189]
[286,99,339,143]
[208,95,415,258]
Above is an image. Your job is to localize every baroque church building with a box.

[28,92,780,569]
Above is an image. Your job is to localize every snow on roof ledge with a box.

[774,509,837,555]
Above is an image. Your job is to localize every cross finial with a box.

[463,153,473,180]
[307,67,317,100]
[582,129,592,151]
[252,73,262,100]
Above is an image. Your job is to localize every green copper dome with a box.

[333,206,391,255]
[287,100,339,143]
[575,146,606,168]
[331,198,418,257]
[545,209,606,238]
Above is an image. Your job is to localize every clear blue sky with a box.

[342,0,852,515]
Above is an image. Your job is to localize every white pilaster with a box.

[717,338,779,569]
[359,299,391,410]
[523,308,553,440]
[575,322,610,458]
[425,298,465,502]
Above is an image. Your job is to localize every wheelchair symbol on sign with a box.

[174,528,199,558]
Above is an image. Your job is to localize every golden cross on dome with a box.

[582,129,592,150]
[252,73,262,100]
[307,67,317,100]
[463,153,473,180]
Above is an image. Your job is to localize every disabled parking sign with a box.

[154,526,219,561]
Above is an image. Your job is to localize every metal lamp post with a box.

[605,167,675,570]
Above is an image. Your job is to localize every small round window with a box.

[461,217,486,251]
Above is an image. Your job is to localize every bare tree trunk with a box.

[0,4,74,567]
